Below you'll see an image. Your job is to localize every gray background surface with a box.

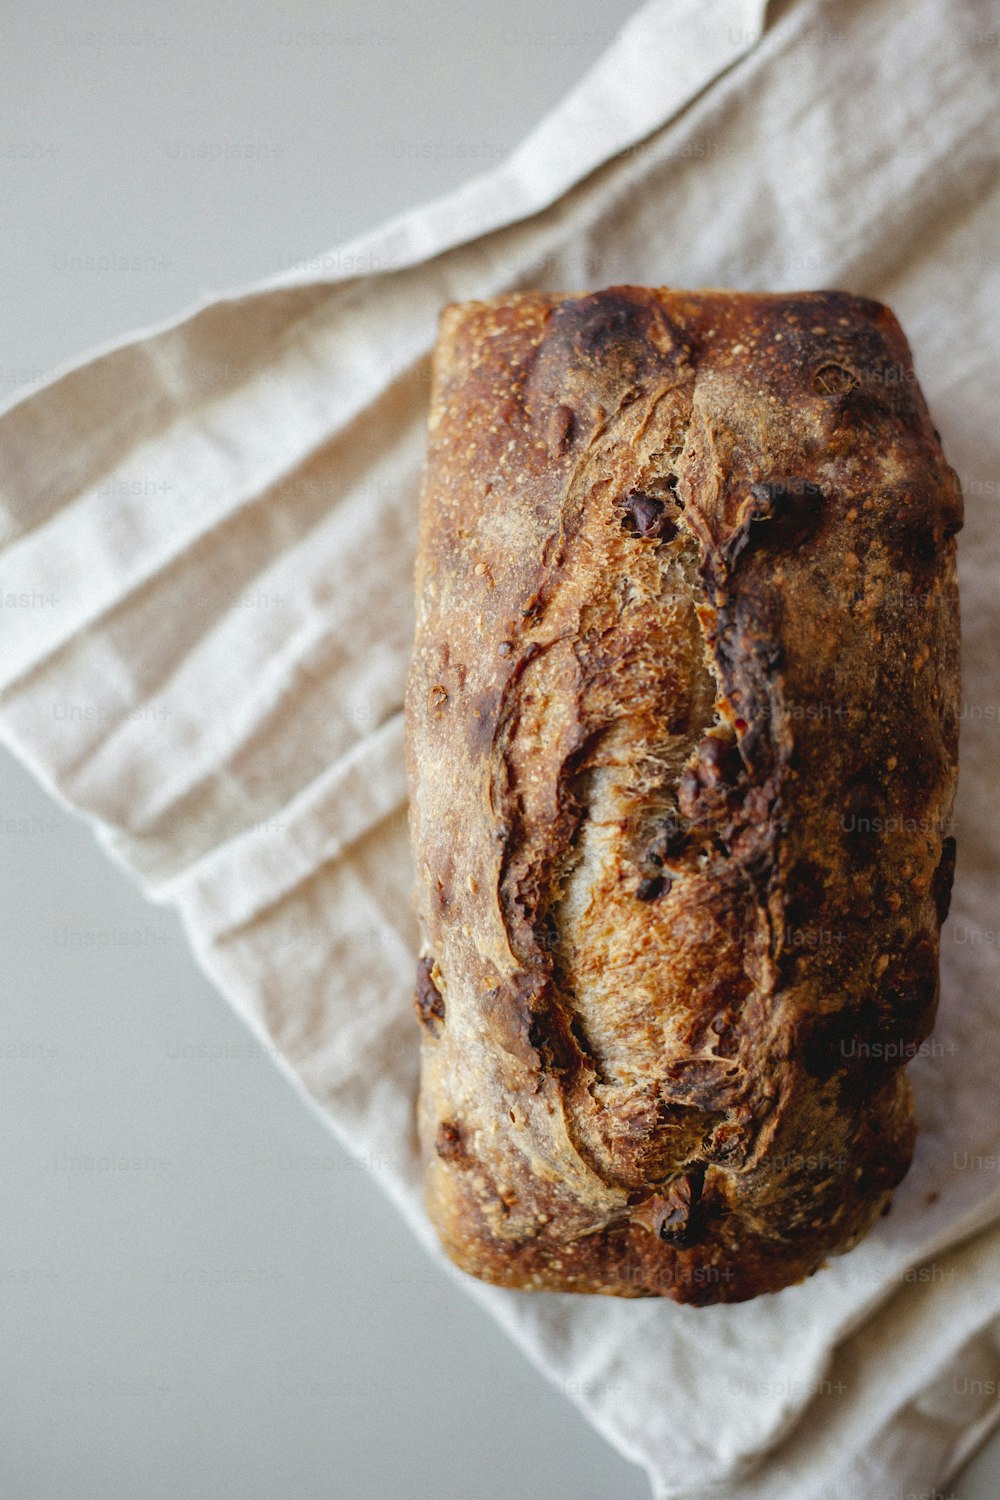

[0,3,996,1497]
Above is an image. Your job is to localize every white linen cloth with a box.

[2,0,999,1494]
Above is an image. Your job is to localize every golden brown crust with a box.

[403,287,961,1303]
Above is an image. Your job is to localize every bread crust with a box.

[404,287,961,1303]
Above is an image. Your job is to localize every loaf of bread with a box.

[404,286,961,1303]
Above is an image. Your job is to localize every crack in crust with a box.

[404,286,961,1302]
